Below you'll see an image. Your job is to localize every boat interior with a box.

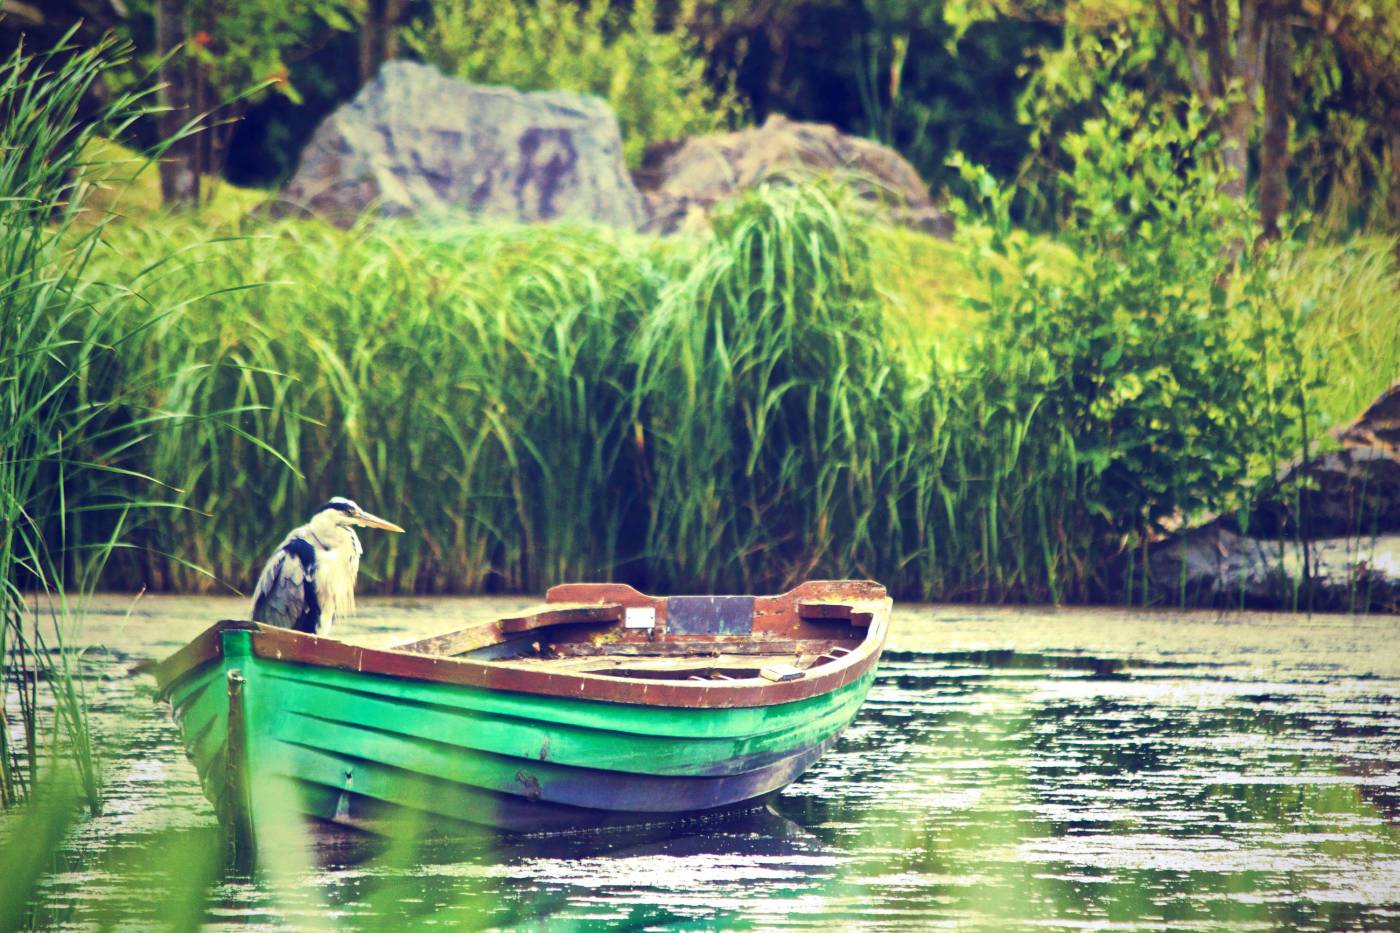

[394,582,885,684]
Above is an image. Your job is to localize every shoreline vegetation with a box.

[44,146,1395,607]
[22,116,1400,609]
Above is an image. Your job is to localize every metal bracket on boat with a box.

[812,646,852,667]
[335,768,353,822]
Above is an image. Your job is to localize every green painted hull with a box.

[167,630,877,837]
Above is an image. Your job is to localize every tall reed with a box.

[0,31,128,810]
[48,185,1171,605]
[0,32,217,810]
[42,175,1383,609]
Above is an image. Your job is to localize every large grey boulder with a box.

[634,114,953,236]
[276,61,644,229]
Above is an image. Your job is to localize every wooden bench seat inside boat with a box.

[391,581,882,686]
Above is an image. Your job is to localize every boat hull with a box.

[166,628,878,837]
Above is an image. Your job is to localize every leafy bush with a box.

[403,0,742,166]
[953,82,1313,551]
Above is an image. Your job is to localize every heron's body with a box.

[249,498,402,636]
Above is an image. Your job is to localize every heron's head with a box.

[310,497,405,534]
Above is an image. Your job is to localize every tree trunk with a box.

[359,0,407,84]
[155,0,199,205]
[1390,116,1400,265]
[1258,8,1293,241]
[1219,0,1263,204]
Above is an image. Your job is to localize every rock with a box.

[1335,380,1400,453]
[274,61,643,229]
[1146,381,1400,610]
[1234,446,1400,538]
[1146,523,1400,611]
[633,114,952,236]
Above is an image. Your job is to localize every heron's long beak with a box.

[354,509,405,533]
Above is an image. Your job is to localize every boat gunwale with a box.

[153,580,890,709]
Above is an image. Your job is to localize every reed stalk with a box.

[0,31,215,810]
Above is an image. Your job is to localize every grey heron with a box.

[250,497,404,635]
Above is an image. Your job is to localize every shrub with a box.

[952,82,1313,561]
[403,0,742,166]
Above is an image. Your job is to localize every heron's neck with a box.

[306,518,355,550]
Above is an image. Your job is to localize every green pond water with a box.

[16,595,1400,929]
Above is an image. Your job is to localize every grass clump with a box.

[637,187,904,591]
[0,33,173,811]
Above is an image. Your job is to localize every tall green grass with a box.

[42,180,1314,606]
[0,33,238,810]
[68,191,999,600]
[73,219,678,594]
[19,106,1399,613]
[38,189,1398,609]
[0,31,144,811]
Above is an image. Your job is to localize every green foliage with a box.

[28,177,1365,608]
[0,33,153,811]
[1273,236,1400,429]
[636,186,903,590]
[952,79,1316,546]
[403,0,742,166]
[121,0,355,107]
[1009,13,1400,235]
[4,31,1374,610]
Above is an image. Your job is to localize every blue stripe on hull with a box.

[277,737,837,833]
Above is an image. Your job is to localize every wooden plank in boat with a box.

[498,602,624,633]
[797,600,875,626]
[397,603,623,658]
[760,664,805,682]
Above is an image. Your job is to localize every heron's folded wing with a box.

[250,540,318,631]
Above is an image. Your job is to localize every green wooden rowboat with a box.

[154,580,890,845]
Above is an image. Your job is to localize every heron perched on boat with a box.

[250,497,404,635]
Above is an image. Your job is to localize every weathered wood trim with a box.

[156,582,891,710]
[394,603,623,658]
[224,668,255,868]
[153,620,254,692]
[798,599,875,627]
[498,602,624,634]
